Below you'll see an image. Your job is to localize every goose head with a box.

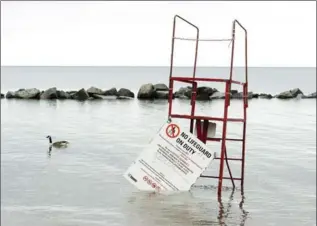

[46,135,52,144]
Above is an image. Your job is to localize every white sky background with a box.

[1,1,316,67]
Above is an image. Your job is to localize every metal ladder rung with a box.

[207,137,244,142]
[200,175,242,180]
[214,157,242,161]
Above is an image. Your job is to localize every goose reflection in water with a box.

[48,146,52,158]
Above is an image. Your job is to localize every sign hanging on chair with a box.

[123,121,215,192]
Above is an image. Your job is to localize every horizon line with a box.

[1,65,316,68]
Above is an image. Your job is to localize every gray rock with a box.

[174,86,217,100]
[195,93,210,100]
[258,93,273,99]
[91,94,106,100]
[57,90,70,99]
[118,88,134,98]
[1,93,4,98]
[197,86,216,95]
[210,91,227,100]
[252,93,259,98]
[154,91,170,99]
[73,88,90,101]
[6,91,15,99]
[174,87,191,99]
[275,88,303,99]
[184,88,193,98]
[154,83,169,91]
[103,88,118,96]
[67,91,77,99]
[196,86,217,100]
[15,88,41,99]
[295,94,306,99]
[230,90,238,95]
[87,86,103,95]
[137,83,155,99]
[275,92,293,99]
[231,92,254,99]
[290,88,303,97]
[231,92,242,99]
[40,87,58,99]
[69,93,75,99]
[247,92,254,99]
[302,92,316,99]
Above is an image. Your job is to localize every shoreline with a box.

[1,83,316,101]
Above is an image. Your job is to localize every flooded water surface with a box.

[1,66,316,226]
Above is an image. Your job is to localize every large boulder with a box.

[72,88,90,101]
[87,86,103,95]
[6,91,15,99]
[137,83,155,99]
[198,86,216,95]
[57,90,71,99]
[275,88,303,99]
[14,88,41,99]
[174,86,217,100]
[302,92,317,99]
[196,87,217,100]
[154,83,169,91]
[154,91,170,99]
[103,87,118,96]
[40,87,58,99]
[118,88,134,98]
[174,86,192,99]
[67,91,77,99]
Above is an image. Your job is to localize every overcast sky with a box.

[1,1,316,67]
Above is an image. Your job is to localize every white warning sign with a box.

[123,122,215,193]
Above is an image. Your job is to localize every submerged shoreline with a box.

[1,83,316,101]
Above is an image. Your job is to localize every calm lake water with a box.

[1,66,316,226]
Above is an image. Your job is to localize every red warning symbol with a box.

[166,123,180,138]
[142,175,161,192]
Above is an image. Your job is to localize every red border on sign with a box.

[165,124,180,138]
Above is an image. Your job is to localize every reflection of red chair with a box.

[167,15,249,196]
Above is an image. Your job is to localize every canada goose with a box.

[46,135,69,148]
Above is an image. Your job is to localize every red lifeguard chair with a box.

[167,15,248,196]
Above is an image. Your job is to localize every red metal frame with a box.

[167,15,248,196]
